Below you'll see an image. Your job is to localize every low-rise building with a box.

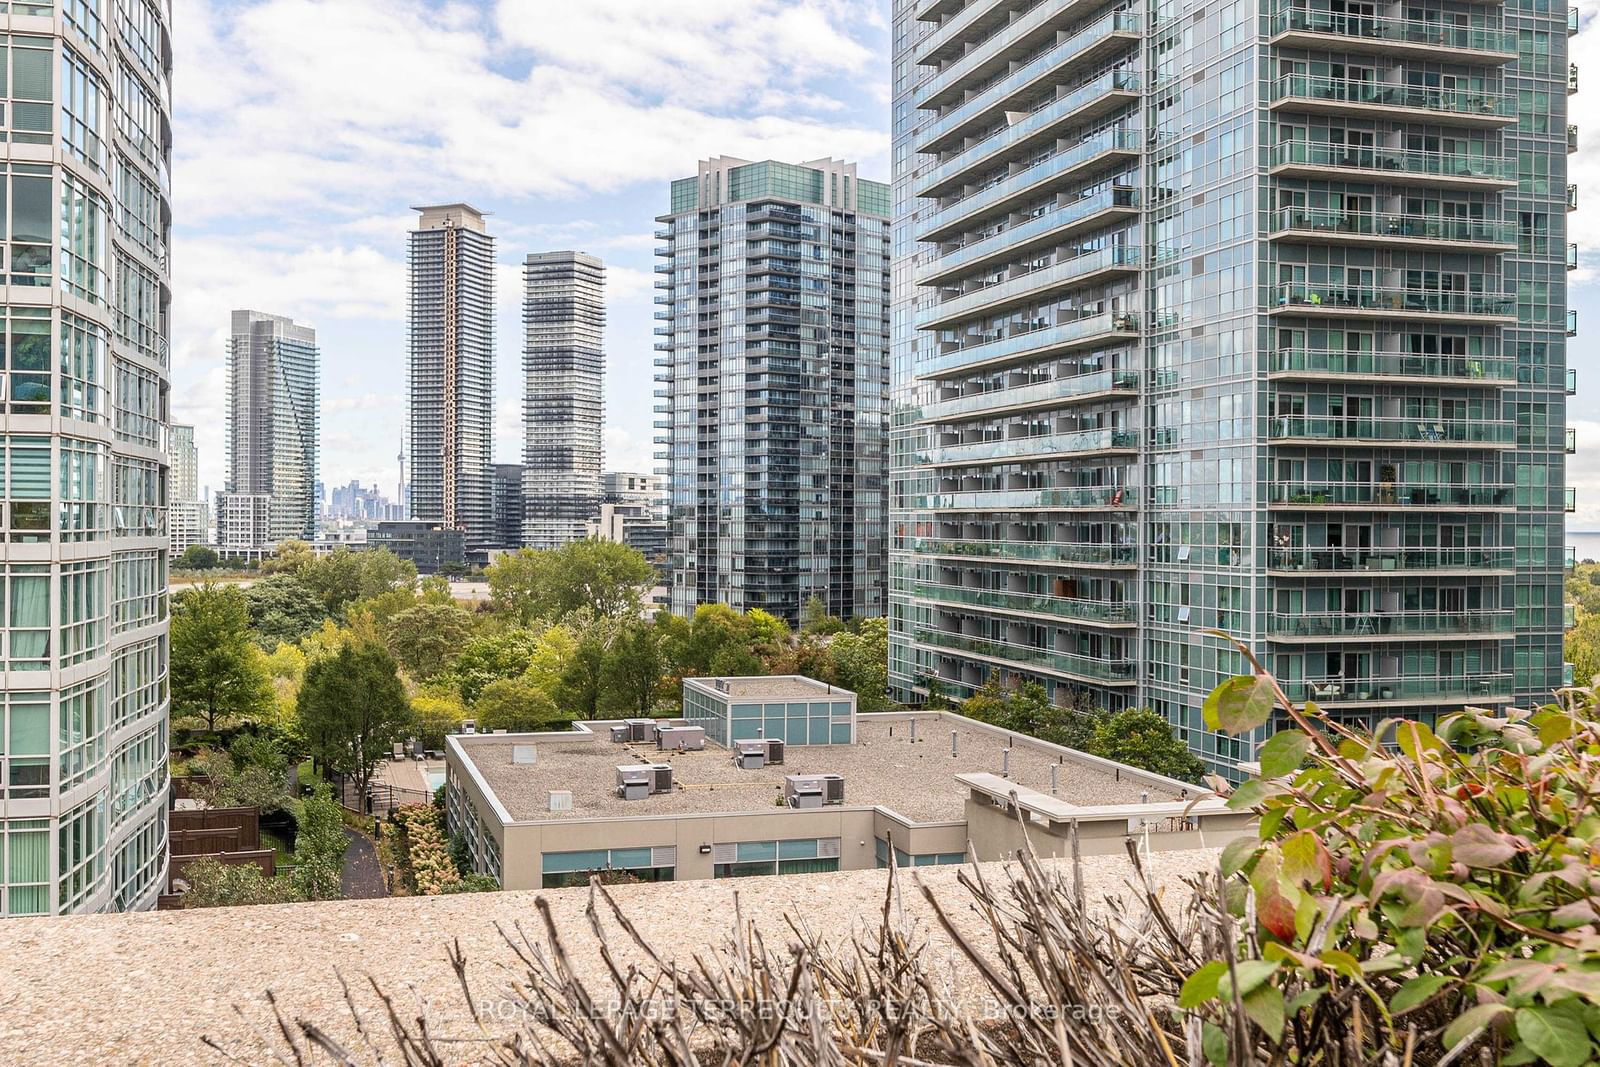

[366,520,466,574]
[444,677,1249,891]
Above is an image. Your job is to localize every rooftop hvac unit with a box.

[821,774,844,805]
[784,774,824,809]
[615,764,652,801]
[511,744,536,765]
[610,725,630,744]
[765,739,785,766]
[656,726,705,751]
[735,739,767,769]
[649,763,674,794]
[548,790,572,812]
[626,718,656,742]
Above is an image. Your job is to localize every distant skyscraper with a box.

[407,204,496,550]
[656,157,891,625]
[522,251,604,549]
[218,310,319,552]
[170,425,208,555]
[171,424,200,501]
[492,463,525,549]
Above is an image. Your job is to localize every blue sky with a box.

[175,0,1600,525]
[170,0,892,496]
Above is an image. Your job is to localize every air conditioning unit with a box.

[656,725,705,751]
[821,774,844,805]
[615,764,652,800]
[735,739,767,769]
[784,774,824,809]
[610,725,630,744]
[626,718,656,742]
[649,763,674,794]
[765,739,785,765]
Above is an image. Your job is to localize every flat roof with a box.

[684,675,856,701]
[455,713,1187,824]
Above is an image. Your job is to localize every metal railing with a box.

[1268,546,1514,571]
[1268,609,1514,637]
[908,536,1137,566]
[1269,9,1514,53]
[911,627,1137,681]
[1268,414,1515,445]
[1270,207,1515,245]
[1271,283,1514,317]
[1268,481,1515,508]
[1272,74,1516,119]
[1268,348,1513,381]
[907,581,1137,623]
[1298,674,1511,703]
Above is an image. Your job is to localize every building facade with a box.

[0,3,174,915]
[888,0,1572,778]
[522,252,604,549]
[407,204,496,550]
[367,520,466,574]
[220,310,319,551]
[169,425,207,555]
[492,462,525,549]
[656,157,892,625]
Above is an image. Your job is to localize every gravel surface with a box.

[0,849,1220,1065]
[466,714,1183,823]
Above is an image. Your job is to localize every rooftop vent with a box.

[822,773,844,805]
[625,718,655,742]
[511,744,536,765]
[649,763,674,794]
[765,738,785,765]
[548,790,572,812]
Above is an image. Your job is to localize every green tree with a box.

[298,548,417,617]
[290,787,348,900]
[187,743,292,812]
[486,540,654,623]
[180,858,299,908]
[171,584,274,731]
[555,633,609,719]
[800,595,846,635]
[448,628,542,704]
[244,574,328,650]
[384,600,475,681]
[958,672,1010,726]
[259,539,315,575]
[1567,606,1600,687]
[826,617,890,712]
[297,642,413,802]
[177,544,221,570]
[602,620,665,714]
[475,676,566,732]
[1087,707,1205,783]
[412,689,467,749]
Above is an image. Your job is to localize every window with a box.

[111,549,163,633]
[6,35,55,145]
[57,793,106,913]
[4,306,51,415]
[1,691,48,800]
[4,564,49,668]
[111,635,164,729]
[712,837,841,877]
[60,170,110,304]
[112,356,163,446]
[112,808,166,911]
[109,725,164,828]
[60,310,105,424]
[61,47,105,172]
[58,677,107,791]
[540,846,675,889]
[58,559,106,667]
[59,436,107,542]
[2,819,49,915]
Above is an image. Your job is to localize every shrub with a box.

[180,858,299,908]
[393,805,461,895]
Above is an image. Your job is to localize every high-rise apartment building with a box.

[492,462,525,549]
[522,251,604,549]
[0,6,175,915]
[169,425,208,555]
[219,310,319,553]
[407,204,496,551]
[889,0,1573,778]
[656,157,892,625]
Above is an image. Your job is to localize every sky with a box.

[175,0,1600,526]
[169,0,891,498]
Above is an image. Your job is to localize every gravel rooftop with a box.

[462,714,1185,823]
[686,675,852,701]
[0,849,1221,1066]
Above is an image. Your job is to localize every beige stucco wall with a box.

[964,797,1257,860]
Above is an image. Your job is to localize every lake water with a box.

[1569,531,1600,563]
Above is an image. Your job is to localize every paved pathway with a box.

[340,828,387,899]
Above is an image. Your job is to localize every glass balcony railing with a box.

[909,486,1136,510]
[918,246,1139,328]
[919,70,1140,195]
[1268,348,1514,382]
[1566,488,1577,513]
[1569,125,1579,153]
[1566,661,1577,687]
[1568,368,1578,395]
[1566,603,1579,630]
[1567,545,1578,571]
[924,369,1138,420]
[920,133,1140,237]
[1269,9,1514,54]
[1569,185,1579,212]
[917,311,1139,378]
[907,536,1138,566]
[1569,309,1579,337]
[1270,207,1516,245]
[1271,283,1515,317]
[1570,243,1580,271]
[1268,414,1516,445]
[1571,63,1580,94]
[1269,140,1514,181]
[911,627,1137,681]
[1568,427,1578,454]
[918,427,1138,465]
[918,186,1139,281]
[1570,5,1580,35]
[1268,546,1515,571]
[1298,673,1512,703]
[1268,481,1515,508]
[1272,74,1516,120]
[907,581,1137,623]
[1268,609,1514,638]
[920,0,1131,106]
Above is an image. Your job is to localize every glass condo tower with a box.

[889,0,1572,777]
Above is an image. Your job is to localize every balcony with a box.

[1570,125,1579,153]
[916,311,1140,379]
[1269,74,1517,127]
[1571,5,1580,35]
[1569,309,1579,337]
[1570,243,1580,271]
[1267,609,1514,640]
[911,627,1137,684]
[918,368,1138,422]
[1267,348,1514,384]
[1267,9,1515,63]
[1566,661,1577,687]
[917,426,1138,467]
[1568,368,1578,395]
[917,134,1141,243]
[914,11,1143,154]
[917,0,1036,64]
[917,246,1139,331]
[1270,283,1516,321]
[1268,414,1516,448]
[906,536,1137,567]
[907,581,1137,625]
[1566,487,1577,513]
[1569,184,1579,211]
[1297,674,1512,706]
[1567,603,1579,630]
[1268,480,1515,510]
[1571,63,1580,95]
[1568,545,1578,571]
[1268,207,1517,252]
[1268,545,1514,574]
[916,69,1140,199]
[1268,140,1515,190]
[1568,427,1578,454]
[909,485,1136,511]
[916,186,1140,285]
